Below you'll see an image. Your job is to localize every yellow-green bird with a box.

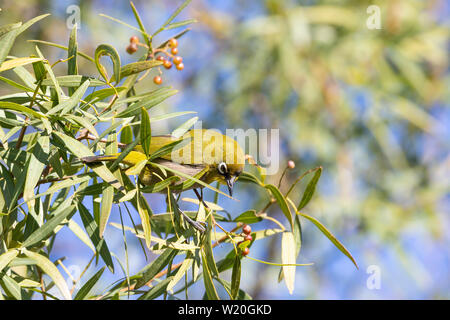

[81,129,245,197]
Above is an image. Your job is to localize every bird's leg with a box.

[172,192,205,233]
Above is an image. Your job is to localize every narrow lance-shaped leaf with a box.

[265,184,293,230]
[23,134,49,209]
[78,202,114,273]
[167,252,194,291]
[140,107,151,158]
[134,248,178,289]
[136,190,152,249]
[94,44,121,84]
[98,132,116,238]
[281,231,296,295]
[297,166,322,211]
[299,212,358,269]
[22,249,72,300]
[52,131,124,193]
[0,250,19,273]
[67,24,78,96]
[231,255,241,300]
[74,267,105,300]
[201,249,219,300]
[22,197,76,248]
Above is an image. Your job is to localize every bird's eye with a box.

[218,162,227,175]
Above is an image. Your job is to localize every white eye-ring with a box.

[218,162,227,175]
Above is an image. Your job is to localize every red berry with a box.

[156,55,166,62]
[153,76,162,85]
[163,60,172,69]
[130,36,139,44]
[175,62,184,71]
[242,224,251,235]
[168,38,178,48]
[173,56,183,65]
[171,47,179,55]
[244,234,253,242]
[126,43,138,54]
[242,247,250,256]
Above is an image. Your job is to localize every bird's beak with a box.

[226,176,235,197]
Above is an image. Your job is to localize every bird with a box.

[81,129,245,197]
[81,129,245,232]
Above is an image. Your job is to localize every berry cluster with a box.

[237,224,252,256]
[126,36,184,85]
[152,38,184,84]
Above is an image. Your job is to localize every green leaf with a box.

[233,210,262,224]
[22,197,76,248]
[153,0,192,37]
[171,116,198,138]
[0,249,19,273]
[110,60,162,82]
[129,1,151,47]
[203,209,219,276]
[120,125,133,145]
[23,249,72,300]
[140,176,180,194]
[134,249,178,289]
[47,79,90,115]
[140,107,151,158]
[114,88,178,118]
[78,202,114,272]
[231,255,241,300]
[94,44,121,84]
[215,278,252,300]
[201,249,219,300]
[68,219,95,253]
[167,252,193,291]
[84,87,126,103]
[99,132,117,238]
[0,57,43,73]
[138,276,174,300]
[164,19,197,31]
[23,134,50,206]
[136,190,152,249]
[265,184,293,230]
[67,25,78,96]
[28,40,94,62]
[52,131,124,192]
[300,212,358,269]
[297,166,322,211]
[0,101,46,119]
[41,75,106,87]
[0,27,20,67]
[74,267,105,300]
[0,273,23,300]
[281,231,296,294]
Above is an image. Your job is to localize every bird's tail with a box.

[81,154,119,163]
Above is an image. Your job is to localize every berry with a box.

[242,247,250,256]
[171,47,179,55]
[168,38,178,48]
[163,60,173,69]
[153,76,162,85]
[173,56,183,65]
[242,224,251,235]
[288,160,296,169]
[176,62,184,71]
[156,55,166,62]
[126,43,138,54]
[130,36,139,44]
[244,234,253,242]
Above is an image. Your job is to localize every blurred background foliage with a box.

[1,0,448,299]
